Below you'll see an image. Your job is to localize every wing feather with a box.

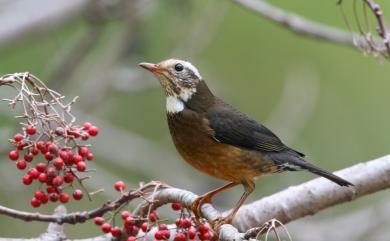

[206,104,303,156]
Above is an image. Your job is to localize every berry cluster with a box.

[7,122,100,208]
[94,182,215,240]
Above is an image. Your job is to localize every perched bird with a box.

[139,59,353,229]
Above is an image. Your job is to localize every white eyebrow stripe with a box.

[183,61,202,79]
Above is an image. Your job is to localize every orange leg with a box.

[190,182,238,219]
[211,179,255,230]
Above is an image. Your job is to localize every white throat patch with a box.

[166,96,184,114]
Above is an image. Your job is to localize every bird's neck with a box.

[165,81,215,114]
[185,80,215,113]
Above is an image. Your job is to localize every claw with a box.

[190,195,213,220]
[210,216,233,232]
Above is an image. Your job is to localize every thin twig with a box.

[0,182,164,225]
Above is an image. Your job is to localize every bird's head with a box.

[139,59,204,113]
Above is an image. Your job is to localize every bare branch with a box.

[233,0,384,52]
[0,182,165,225]
[364,0,390,57]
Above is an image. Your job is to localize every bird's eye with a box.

[174,63,184,72]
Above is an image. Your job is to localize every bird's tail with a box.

[288,158,353,186]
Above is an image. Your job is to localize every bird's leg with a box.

[190,182,238,220]
[211,180,255,231]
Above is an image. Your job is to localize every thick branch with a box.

[231,154,390,231]
[233,0,383,51]
[137,155,390,240]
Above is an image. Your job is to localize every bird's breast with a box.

[167,111,276,182]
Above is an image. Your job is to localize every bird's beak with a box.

[139,62,163,74]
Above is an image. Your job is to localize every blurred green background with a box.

[0,0,389,240]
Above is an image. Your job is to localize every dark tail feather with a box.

[289,158,354,186]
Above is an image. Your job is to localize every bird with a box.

[139,59,353,229]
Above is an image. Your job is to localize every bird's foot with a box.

[190,195,213,220]
[210,216,233,235]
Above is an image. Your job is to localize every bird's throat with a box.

[166,96,185,114]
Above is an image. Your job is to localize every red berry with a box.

[36,162,47,172]
[46,167,57,178]
[78,147,89,157]
[182,218,192,228]
[86,152,94,161]
[36,141,45,150]
[174,233,186,241]
[88,126,99,136]
[38,173,48,183]
[171,202,182,211]
[149,211,159,222]
[121,210,131,219]
[111,227,122,237]
[17,142,27,150]
[198,224,209,234]
[101,223,112,233]
[24,153,34,162]
[81,133,89,141]
[175,218,182,227]
[31,197,41,208]
[52,176,64,186]
[16,160,27,170]
[14,134,23,142]
[188,228,197,239]
[124,216,135,227]
[83,122,92,130]
[199,232,210,240]
[26,126,36,135]
[162,230,171,239]
[114,181,126,191]
[76,161,86,172]
[55,127,65,136]
[8,150,19,161]
[47,143,59,155]
[49,193,59,202]
[73,189,83,200]
[158,224,168,230]
[40,194,49,204]
[28,168,40,179]
[59,193,69,203]
[30,147,39,156]
[34,191,46,200]
[132,226,139,236]
[64,172,74,183]
[53,158,64,169]
[141,222,149,232]
[155,230,164,240]
[47,185,56,193]
[22,174,32,185]
[73,154,83,163]
[59,150,68,161]
[44,152,54,161]
[127,237,136,241]
[94,216,104,225]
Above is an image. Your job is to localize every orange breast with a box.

[167,112,276,183]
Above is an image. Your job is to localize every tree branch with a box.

[136,155,390,240]
[0,182,166,225]
[0,155,389,241]
[233,0,385,52]
[364,0,390,57]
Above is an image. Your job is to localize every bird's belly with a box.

[168,116,277,182]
